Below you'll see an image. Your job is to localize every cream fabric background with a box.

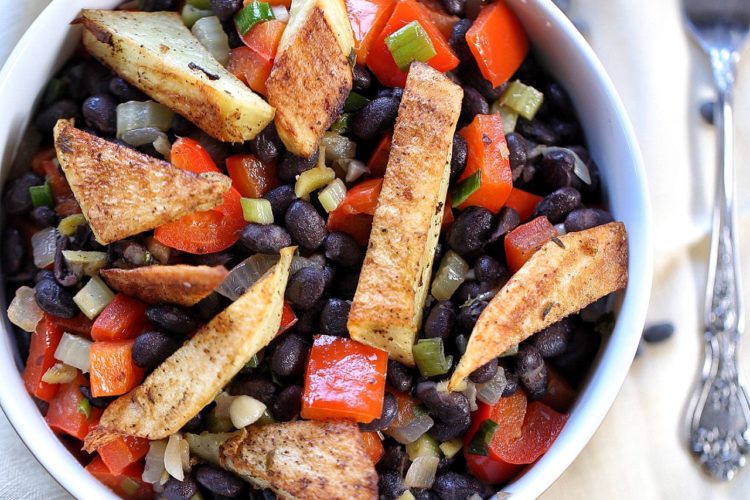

[1,0,750,498]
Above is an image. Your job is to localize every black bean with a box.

[700,100,715,125]
[535,187,581,223]
[440,0,466,16]
[230,375,277,405]
[145,305,199,335]
[79,385,114,410]
[181,412,204,433]
[550,325,600,384]
[457,299,488,333]
[469,358,498,384]
[293,300,323,334]
[271,333,309,377]
[278,149,318,183]
[452,281,480,306]
[2,228,24,276]
[502,369,519,397]
[359,392,398,432]
[379,471,406,499]
[333,268,359,300]
[285,200,327,250]
[34,279,77,318]
[433,472,484,500]
[319,298,350,337]
[35,269,54,283]
[390,87,404,100]
[140,0,177,11]
[542,81,574,116]
[516,118,558,145]
[387,359,414,393]
[537,148,580,192]
[259,187,293,224]
[351,97,400,141]
[82,95,117,135]
[250,123,282,165]
[549,118,580,144]
[29,206,59,228]
[169,114,194,136]
[447,206,494,257]
[196,465,244,497]
[285,267,326,310]
[322,264,336,291]
[416,381,470,425]
[429,413,471,441]
[450,133,468,182]
[465,0,487,19]
[437,453,458,474]
[643,322,675,344]
[486,207,521,245]
[506,132,528,173]
[378,445,407,473]
[240,224,293,254]
[35,99,79,133]
[515,344,548,400]
[271,385,303,421]
[474,255,503,284]
[4,172,44,215]
[225,21,244,48]
[54,236,79,288]
[460,64,506,101]
[163,475,199,500]
[132,331,180,370]
[352,65,372,91]
[563,208,614,233]
[414,490,440,500]
[323,232,363,268]
[108,76,146,101]
[186,250,235,268]
[460,86,489,123]
[424,301,456,340]
[212,0,243,21]
[533,318,572,358]
[449,19,473,66]
[193,293,228,323]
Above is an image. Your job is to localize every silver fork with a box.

[683,0,750,481]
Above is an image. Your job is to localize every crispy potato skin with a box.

[220,421,377,500]
[100,265,228,307]
[267,5,353,157]
[348,63,463,366]
[79,10,274,142]
[53,119,229,245]
[449,222,629,390]
[83,247,296,451]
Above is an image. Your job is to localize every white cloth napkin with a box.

[2,0,750,499]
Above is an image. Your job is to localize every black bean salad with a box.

[2,0,628,499]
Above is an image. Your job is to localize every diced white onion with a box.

[476,366,507,405]
[54,332,92,373]
[321,132,356,163]
[385,414,434,444]
[271,5,289,22]
[345,159,369,183]
[7,286,43,332]
[555,223,567,235]
[116,101,174,139]
[152,133,172,160]
[73,276,115,319]
[213,392,235,420]
[62,250,108,277]
[216,254,279,301]
[180,438,191,473]
[120,126,163,147]
[229,395,267,429]
[403,456,440,489]
[164,434,185,481]
[31,227,58,269]
[192,16,230,66]
[431,250,469,301]
[41,363,78,384]
[142,440,168,484]
[461,380,478,412]
[467,494,483,500]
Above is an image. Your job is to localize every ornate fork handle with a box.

[687,47,750,481]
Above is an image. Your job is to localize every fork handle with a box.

[687,47,750,480]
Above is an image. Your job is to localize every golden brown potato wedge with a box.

[83,247,295,451]
[448,222,629,390]
[100,265,228,307]
[266,0,354,157]
[53,120,230,245]
[220,421,377,500]
[348,63,463,366]
[79,10,274,142]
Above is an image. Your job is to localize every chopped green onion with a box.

[62,250,108,277]
[413,338,453,377]
[234,2,275,35]
[450,170,481,208]
[329,114,351,134]
[245,354,260,369]
[73,276,115,319]
[187,0,213,8]
[406,433,440,460]
[29,178,53,208]
[182,4,214,28]
[467,419,497,456]
[77,398,92,419]
[42,78,68,106]
[344,92,370,113]
[439,438,463,459]
[294,165,336,199]
[241,198,274,224]
[385,20,437,71]
[318,178,347,213]
[58,214,87,237]
[500,80,544,121]
[431,250,469,301]
[490,100,519,134]
[192,16,231,66]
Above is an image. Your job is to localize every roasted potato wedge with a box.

[220,421,377,500]
[100,265,228,307]
[348,63,463,366]
[449,222,629,390]
[83,247,295,451]
[266,0,354,157]
[53,119,230,245]
[79,10,274,142]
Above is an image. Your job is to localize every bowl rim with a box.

[0,0,653,499]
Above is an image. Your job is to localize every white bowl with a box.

[0,1,653,499]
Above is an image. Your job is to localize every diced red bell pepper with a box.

[45,375,102,441]
[465,1,528,87]
[347,0,397,65]
[85,456,152,499]
[367,132,392,177]
[228,46,274,95]
[301,335,388,423]
[384,389,421,430]
[340,178,383,216]
[367,0,459,87]
[51,314,95,338]
[327,209,374,246]
[31,149,81,216]
[543,368,577,413]
[226,154,280,198]
[277,301,298,335]
[457,114,513,213]
[89,339,145,398]
[442,196,454,229]
[498,401,569,464]
[91,294,148,342]
[361,431,385,464]
[504,188,543,222]
[504,216,557,273]
[98,436,150,475]
[240,19,285,58]
[22,315,63,402]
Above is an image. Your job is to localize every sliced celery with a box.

[182,4,214,28]
[467,419,497,456]
[439,438,463,459]
[73,276,115,319]
[294,165,336,199]
[62,250,108,277]
[450,170,481,208]
[58,214,87,237]
[241,198,274,224]
[500,80,544,121]
[344,92,370,113]
[318,178,347,213]
[234,2,275,35]
[29,178,53,208]
[490,99,519,134]
[385,20,437,71]
[406,433,441,460]
[413,338,453,377]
